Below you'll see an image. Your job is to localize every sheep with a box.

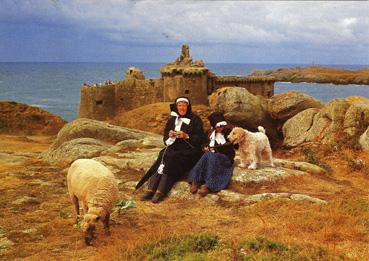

[67,158,119,245]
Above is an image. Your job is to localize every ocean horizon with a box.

[1,62,369,122]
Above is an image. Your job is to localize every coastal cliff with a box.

[250,66,369,85]
[0,101,66,135]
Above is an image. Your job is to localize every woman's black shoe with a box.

[140,191,155,201]
[151,192,165,203]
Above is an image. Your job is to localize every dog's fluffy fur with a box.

[228,126,274,169]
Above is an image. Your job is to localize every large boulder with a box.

[49,118,158,150]
[282,97,369,147]
[42,118,163,166]
[282,108,320,147]
[268,91,323,121]
[343,97,369,139]
[43,138,111,165]
[209,87,280,146]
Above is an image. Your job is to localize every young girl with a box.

[188,112,237,196]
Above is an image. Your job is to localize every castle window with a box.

[96,100,103,106]
[185,89,189,94]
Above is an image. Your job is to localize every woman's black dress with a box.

[140,99,206,196]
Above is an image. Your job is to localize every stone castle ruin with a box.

[79,44,275,120]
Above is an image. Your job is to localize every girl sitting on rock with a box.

[188,112,237,196]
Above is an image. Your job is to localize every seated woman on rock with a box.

[136,96,206,203]
[188,112,237,196]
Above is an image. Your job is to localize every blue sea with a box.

[0,62,368,122]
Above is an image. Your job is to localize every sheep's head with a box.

[82,214,100,246]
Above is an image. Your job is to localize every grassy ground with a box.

[1,134,369,260]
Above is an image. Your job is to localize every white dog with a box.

[228,126,274,169]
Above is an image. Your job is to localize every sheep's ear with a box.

[95,216,100,222]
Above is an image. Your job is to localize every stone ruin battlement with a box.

[78,44,275,120]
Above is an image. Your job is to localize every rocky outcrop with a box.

[167,183,327,205]
[49,118,158,149]
[42,118,163,166]
[43,138,111,166]
[250,66,369,85]
[0,101,66,135]
[208,87,280,146]
[268,91,324,121]
[43,117,327,187]
[122,179,327,205]
[282,108,320,147]
[343,97,369,140]
[216,191,327,205]
[121,167,327,205]
[282,97,369,148]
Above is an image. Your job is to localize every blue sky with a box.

[1,0,369,65]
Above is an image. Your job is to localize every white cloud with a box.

[2,0,369,46]
[1,0,369,63]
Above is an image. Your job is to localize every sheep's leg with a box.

[72,195,80,224]
[103,213,111,236]
[81,203,88,215]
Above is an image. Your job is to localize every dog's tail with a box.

[257,126,266,134]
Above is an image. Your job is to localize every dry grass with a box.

[0,134,53,152]
[2,136,369,260]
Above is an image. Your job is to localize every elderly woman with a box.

[137,96,206,203]
[188,112,237,196]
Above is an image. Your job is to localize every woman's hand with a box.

[176,131,189,139]
[169,130,177,138]
[169,130,189,139]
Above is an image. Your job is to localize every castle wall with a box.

[79,84,116,120]
[114,78,163,113]
[78,44,276,122]
[213,76,275,98]
[162,73,208,105]
[79,78,163,120]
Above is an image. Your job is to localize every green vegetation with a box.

[236,237,328,260]
[343,156,368,174]
[119,234,335,261]
[303,148,333,174]
[115,199,136,215]
[122,234,219,260]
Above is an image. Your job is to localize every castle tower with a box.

[160,44,209,105]
[78,84,116,120]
